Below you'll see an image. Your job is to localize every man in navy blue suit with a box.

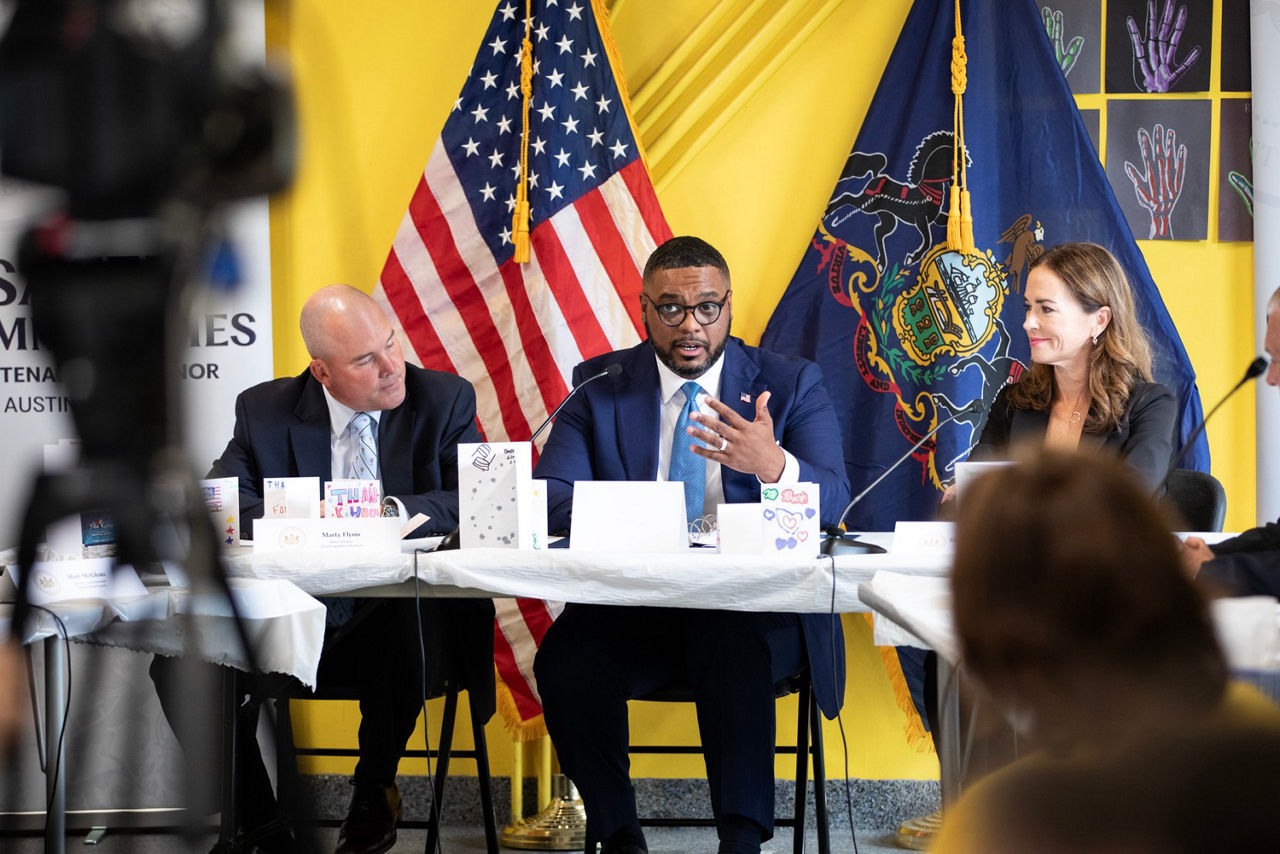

[153,286,488,854]
[532,237,851,854]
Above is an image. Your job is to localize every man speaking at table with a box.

[153,284,488,854]
[1183,286,1280,591]
[532,236,851,854]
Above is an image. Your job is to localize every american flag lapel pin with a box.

[740,392,752,403]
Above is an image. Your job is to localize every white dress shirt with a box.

[321,388,383,483]
[652,353,798,519]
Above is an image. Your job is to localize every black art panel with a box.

[1221,0,1252,91]
[1105,99,1211,240]
[1040,0,1102,94]
[1106,0,1212,93]
[1080,107,1101,155]
[1219,98,1253,241]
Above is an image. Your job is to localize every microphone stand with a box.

[1161,356,1267,479]
[823,399,983,556]
[433,362,621,552]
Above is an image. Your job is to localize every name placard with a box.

[7,558,148,606]
[891,521,955,555]
[252,517,400,555]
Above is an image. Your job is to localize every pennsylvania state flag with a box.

[762,0,1207,535]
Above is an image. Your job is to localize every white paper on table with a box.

[7,557,148,606]
[1211,596,1280,670]
[718,503,764,555]
[860,570,959,662]
[891,521,955,555]
[569,481,687,554]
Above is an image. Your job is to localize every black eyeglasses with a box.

[642,291,731,327]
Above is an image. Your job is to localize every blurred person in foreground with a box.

[961,241,1176,491]
[932,450,1280,854]
[1182,286,1280,592]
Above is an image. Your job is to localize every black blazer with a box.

[972,381,1176,491]
[209,364,481,538]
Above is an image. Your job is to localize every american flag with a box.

[374,0,671,737]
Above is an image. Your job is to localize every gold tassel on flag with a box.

[946,0,975,255]
[512,0,535,263]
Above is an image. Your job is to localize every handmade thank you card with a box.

[201,477,240,546]
[459,442,542,549]
[760,482,820,553]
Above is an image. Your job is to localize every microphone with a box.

[822,397,984,556]
[529,363,622,445]
[1161,355,1267,480]
[434,362,622,551]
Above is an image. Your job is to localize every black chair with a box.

[1162,469,1227,533]
[268,597,500,854]
[629,669,830,854]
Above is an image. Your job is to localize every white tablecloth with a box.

[221,532,952,613]
[0,574,326,688]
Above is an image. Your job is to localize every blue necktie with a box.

[669,381,707,524]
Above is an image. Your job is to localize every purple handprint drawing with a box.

[1123,123,1186,239]
[1126,0,1202,92]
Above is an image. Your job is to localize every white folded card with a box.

[892,521,956,555]
[458,442,545,549]
[201,476,241,546]
[570,481,688,553]
[7,558,148,606]
[761,482,820,554]
[264,476,320,519]
[252,517,401,555]
[717,503,765,555]
[953,460,1011,501]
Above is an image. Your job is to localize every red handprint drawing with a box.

[1123,123,1186,239]
[1126,0,1202,92]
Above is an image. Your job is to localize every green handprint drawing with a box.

[1229,140,1254,219]
[1042,6,1084,76]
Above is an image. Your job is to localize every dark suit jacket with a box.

[1199,518,1280,597]
[209,364,481,538]
[533,337,852,718]
[972,381,1176,491]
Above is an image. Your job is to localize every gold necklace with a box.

[1059,391,1088,424]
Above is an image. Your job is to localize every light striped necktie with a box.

[669,381,707,524]
[326,411,378,628]
[348,411,378,481]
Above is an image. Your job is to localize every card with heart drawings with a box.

[760,482,820,554]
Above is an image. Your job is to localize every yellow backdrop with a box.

[267,0,1255,784]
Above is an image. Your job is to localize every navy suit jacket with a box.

[534,337,852,717]
[209,364,482,538]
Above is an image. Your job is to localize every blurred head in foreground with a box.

[951,449,1226,750]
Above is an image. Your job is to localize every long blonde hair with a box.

[1008,242,1153,433]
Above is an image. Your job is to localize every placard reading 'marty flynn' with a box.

[760,482,820,554]
[459,442,545,549]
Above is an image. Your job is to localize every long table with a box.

[223,532,950,612]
